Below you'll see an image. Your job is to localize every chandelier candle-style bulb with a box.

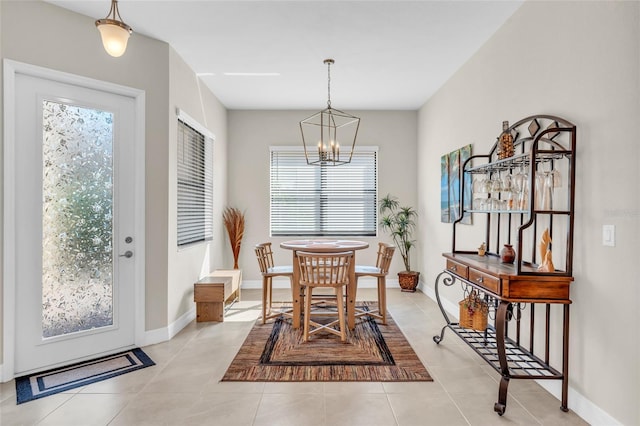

[300,59,360,166]
[95,0,133,57]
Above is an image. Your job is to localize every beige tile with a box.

[37,393,130,426]
[108,392,196,425]
[139,362,215,394]
[510,390,588,425]
[253,393,325,426]
[202,379,266,394]
[387,393,468,426]
[181,392,262,426]
[428,365,500,395]
[323,381,385,394]
[0,380,16,404]
[324,393,397,426]
[449,391,539,425]
[264,381,324,394]
[410,340,479,370]
[0,393,72,425]
[382,380,446,397]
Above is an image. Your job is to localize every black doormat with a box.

[15,348,155,404]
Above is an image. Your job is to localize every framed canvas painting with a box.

[440,154,450,223]
[448,149,460,222]
[459,144,472,225]
[441,144,473,224]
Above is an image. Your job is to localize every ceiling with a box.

[45,0,523,110]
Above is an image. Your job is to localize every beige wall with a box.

[0,1,228,367]
[167,48,228,324]
[417,1,639,425]
[227,110,418,282]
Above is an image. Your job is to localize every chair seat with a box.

[355,265,381,275]
[267,265,293,275]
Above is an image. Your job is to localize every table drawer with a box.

[468,268,500,294]
[446,259,469,279]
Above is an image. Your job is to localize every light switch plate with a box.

[602,225,615,247]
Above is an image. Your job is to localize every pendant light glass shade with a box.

[95,0,132,57]
[300,59,360,166]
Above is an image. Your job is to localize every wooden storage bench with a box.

[194,269,242,322]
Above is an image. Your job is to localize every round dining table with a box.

[280,239,369,329]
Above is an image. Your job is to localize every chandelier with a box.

[95,0,133,57]
[299,59,360,166]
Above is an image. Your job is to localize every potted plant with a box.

[379,194,420,292]
[223,207,245,269]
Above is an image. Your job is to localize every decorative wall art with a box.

[440,154,450,223]
[440,144,472,224]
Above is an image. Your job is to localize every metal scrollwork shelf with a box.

[434,115,576,416]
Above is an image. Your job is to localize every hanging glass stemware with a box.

[535,173,545,209]
[550,167,562,188]
[540,172,554,210]
[514,167,529,210]
[490,173,502,194]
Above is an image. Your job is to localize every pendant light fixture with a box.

[300,59,360,166]
[95,0,133,57]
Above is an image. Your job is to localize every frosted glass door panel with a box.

[41,101,114,338]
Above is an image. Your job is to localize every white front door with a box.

[5,62,143,376]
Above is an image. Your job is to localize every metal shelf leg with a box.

[494,300,511,415]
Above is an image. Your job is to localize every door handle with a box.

[119,250,133,258]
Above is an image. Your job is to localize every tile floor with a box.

[0,288,588,425]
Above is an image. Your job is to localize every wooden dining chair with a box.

[255,242,293,324]
[354,242,395,324]
[297,251,354,342]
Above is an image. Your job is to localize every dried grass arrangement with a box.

[223,207,245,269]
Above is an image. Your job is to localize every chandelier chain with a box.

[327,60,332,108]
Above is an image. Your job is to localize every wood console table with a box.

[434,253,572,415]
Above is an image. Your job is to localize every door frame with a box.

[2,59,146,382]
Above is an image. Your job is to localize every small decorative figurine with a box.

[478,242,486,256]
[538,228,555,272]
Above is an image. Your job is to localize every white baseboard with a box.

[535,381,621,426]
[422,285,621,426]
[140,306,196,347]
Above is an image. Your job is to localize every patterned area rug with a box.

[222,303,432,382]
[15,348,155,404]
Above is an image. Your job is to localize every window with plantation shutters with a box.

[270,147,378,237]
[177,113,214,246]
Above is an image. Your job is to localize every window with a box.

[177,110,214,246]
[270,146,378,237]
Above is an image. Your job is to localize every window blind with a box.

[270,147,377,237]
[177,118,213,246]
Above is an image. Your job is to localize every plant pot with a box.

[398,271,420,292]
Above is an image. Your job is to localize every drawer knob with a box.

[450,265,457,271]
[476,276,484,283]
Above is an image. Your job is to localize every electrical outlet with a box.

[602,225,615,247]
